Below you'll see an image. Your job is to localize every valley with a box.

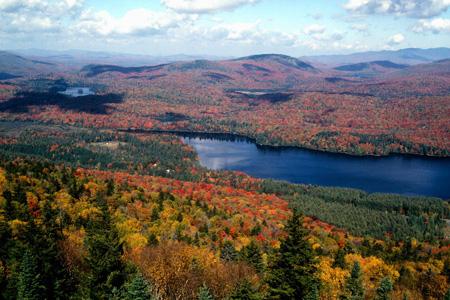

[0,47,449,299]
[0,50,449,157]
[2,0,450,298]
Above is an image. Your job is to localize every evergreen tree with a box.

[443,259,450,282]
[304,284,319,300]
[84,194,127,299]
[343,262,364,300]
[151,206,160,222]
[375,277,393,300]
[230,279,262,300]
[17,250,43,300]
[266,209,319,299]
[444,289,450,300]
[106,179,115,196]
[123,273,154,300]
[198,283,214,300]
[240,240,264,273]
[39,200,74,299]
[0,212,10,295]
[220,241,239,262]
[147,233,159,246]
[333,248,346,269]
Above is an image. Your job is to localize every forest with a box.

[0,121,448,299]
[0,54,449,157]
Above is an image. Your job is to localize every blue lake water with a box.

[181,134,450,199]
[59,87,94,97]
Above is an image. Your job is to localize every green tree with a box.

[443,259,450,281]
[151,207,160,222]
[220,241,239,262]
[240,240,264,272]
[266,209,319,299]
[342,262,364,300]
[123,273,154,300]
[444,289,450,300]
[375,277,393,300]
[304,284,319,300]
[84,195,127,299]
[0,212,10,294]
[198,283,214,300]
[230,279,262,300]
[39,200,74,299]
[17,250,43,300]
[333,248,346,269]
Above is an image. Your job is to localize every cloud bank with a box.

[344,0,450,18]
[161,0,259,14]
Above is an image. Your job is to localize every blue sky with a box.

[1,0,449,56]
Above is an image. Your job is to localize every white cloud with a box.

[0,0,83,14]
[387,33,405,45]
[331,41,368,51]
[413,18,450,33]
[302,24,345,42]
[0,0,83,33]
[303,24,326,35]
[161,0,259,14]
[184,21,298,46]
[344,0,450,18]
[75,8,187,37]
[351,23,368,32]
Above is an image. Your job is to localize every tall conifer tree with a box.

[266,209,319,299]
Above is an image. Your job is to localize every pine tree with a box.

[240,240,264,273]
[106,179,115,196]
[0,212,11,294]
[343,262,364,300]
[147,233,159,246]
[230,279,262,300]
[198,283,214,300]
[39,200,74,299]
[304,284,319,300]
[124,273,154,300]
[84,194,127,299]
[266,209,319,299]
[17,250,43,300]
[443,259,450,282]
[444,289,450,300]
[151,207,160,222]
[220,241,239,262]
[375,277,393,300]
[333,248,346,269]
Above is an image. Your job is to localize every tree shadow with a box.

[0,92,124,114]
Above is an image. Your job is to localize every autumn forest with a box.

[0,44,449,300]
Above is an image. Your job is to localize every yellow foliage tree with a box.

[318,257,349,300]
[345,253,399,293]
[127,241,256,300]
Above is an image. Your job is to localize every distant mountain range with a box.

[301,48,450,66]
[9,49,231,68]
[5,47,450,69]
[0,51,58,77]
[334,60,408,71]
[1,47,450,84]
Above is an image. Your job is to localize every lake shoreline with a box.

[120,128,450,160]
[175,133,450,198]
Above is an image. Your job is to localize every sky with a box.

[1,0,450,56]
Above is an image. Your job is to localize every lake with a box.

[181,134,450,199]
[59,87,94,97]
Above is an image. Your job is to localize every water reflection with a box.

[182,136,450,198]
